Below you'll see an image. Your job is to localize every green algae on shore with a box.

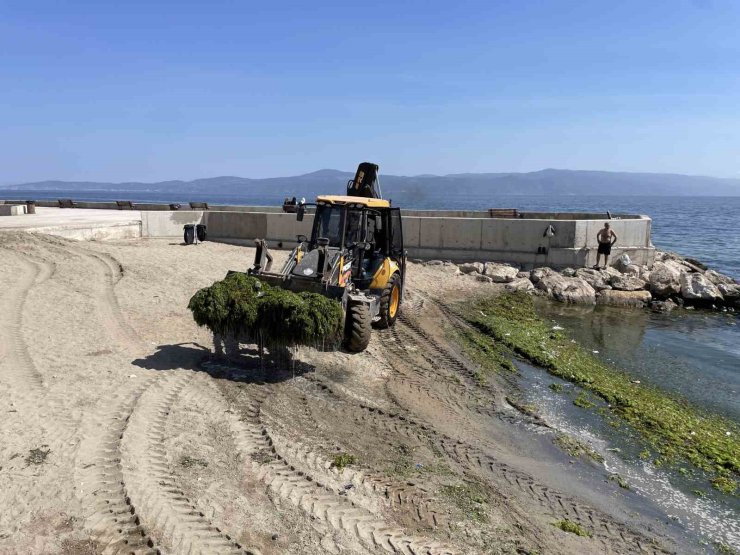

[553,433,604,463]
[552,519,592,537]
[457,292,739,494]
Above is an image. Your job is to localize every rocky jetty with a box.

[422,252,739,311]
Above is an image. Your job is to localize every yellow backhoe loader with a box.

[246,162,405,351]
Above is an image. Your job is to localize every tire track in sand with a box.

[121,374,255,554]
[0,253,47,388]
[304,373,670,555]
[77,381,160,555]
[23,240,166,552]
[263,385,451,532]
[195,364,460,555]
[0,251,78,537]
[39,241,145,355]
[70,246,145,355]
[46,242,255,552]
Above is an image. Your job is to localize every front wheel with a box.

[375,272,401,329]
[344,302,372,352]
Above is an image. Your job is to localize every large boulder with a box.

[505,277,535,293]
[650,299,678,313]
[610,274,648,291]
[484,262,518,283]
[613,254,632,273]
[681,258,708,273]
[718,283,740,299]
[680,273,724,303]
[648,260,684,298]
[530,267,553,284]
[459,262,484,275]
[705,269,736,286]
[597,290,652,308]
[622,264,642,278]
[575,268,611,291]
[533,270,596,304]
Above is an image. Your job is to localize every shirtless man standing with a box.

[595,222,617,269]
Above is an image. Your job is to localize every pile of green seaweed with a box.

[188,273,343,348]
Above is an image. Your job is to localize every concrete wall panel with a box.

[401,217,421,248]
[419,218,482,250]
[481,219,577,251]
[141,211,204,237]
[579,218,650,248]
[205,212,267,240]
[35,223,142,241]
[265,213,314,245]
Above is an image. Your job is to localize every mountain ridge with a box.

[3,168,740,197]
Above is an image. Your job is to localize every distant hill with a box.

[3,168,740,199]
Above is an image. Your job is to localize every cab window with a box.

[390,208,403,255]
[345,209,363,247]
[314,205,344,247]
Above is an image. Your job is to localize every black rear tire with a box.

[344,302,371,352]
[375,272,401,329]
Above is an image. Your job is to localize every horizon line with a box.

[4,167,740,188]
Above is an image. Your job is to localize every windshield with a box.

[313,204,345,247]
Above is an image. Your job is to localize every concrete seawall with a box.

[1,203,655,269]
[197,210,654,269]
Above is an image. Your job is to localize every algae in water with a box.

[458,292,739,494]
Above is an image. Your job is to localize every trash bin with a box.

[25,200,36,214]
[196,224,207,242]
[183,224,195,245]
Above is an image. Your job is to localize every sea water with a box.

[527,300,739,550]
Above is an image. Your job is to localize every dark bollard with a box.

[25,200,36,214]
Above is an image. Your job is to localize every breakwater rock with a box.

[421,251,739,311]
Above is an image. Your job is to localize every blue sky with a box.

[2,0,740,183]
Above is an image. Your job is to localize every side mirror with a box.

[296,204,305,221]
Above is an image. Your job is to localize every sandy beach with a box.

[0,232,692,554]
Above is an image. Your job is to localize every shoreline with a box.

[456,292,739,494]
[450,293,739,550]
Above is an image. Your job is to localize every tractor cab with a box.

[295,196,403,291]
